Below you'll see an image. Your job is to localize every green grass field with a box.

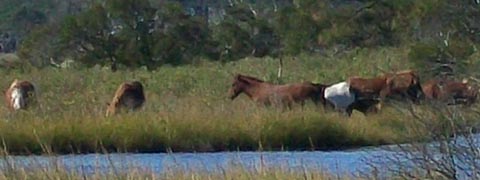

[0,47,475,154]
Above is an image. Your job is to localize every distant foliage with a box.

[211,2,280,61]
[9,0,480,71]
[17,23,63,67]
[408,37,475,78]
[57,0,217,70]
[274,5,318,55]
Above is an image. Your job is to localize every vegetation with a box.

[0,166,344,180]
[0,48,445,155]
[365,104,480,180]
[0,0,476,72]
[0,0,479,179]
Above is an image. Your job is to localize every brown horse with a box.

[228,74,328,108]
[384,70,424,103]
[4,79,36,111]
[422,78,478,105]
[106,81,146,117]
[347,70,424,108]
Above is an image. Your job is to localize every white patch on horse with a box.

[11,87,24,110]
[324,82,355,111]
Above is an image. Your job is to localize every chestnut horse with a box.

[228,74,328,108]
[106,81,146,117]
[347,70,424,109]
[384,70,425,103]
[4,79,36,111]
[422,78,478,105]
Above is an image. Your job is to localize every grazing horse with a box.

[422,78,478,105]
[347,70,424,109]
[228,74,328,108]
[4,79,36,111]
[324,81,380,116]
[106,81,146,117]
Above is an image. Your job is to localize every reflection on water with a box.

[0,147,396,176]
[3,134,480,178]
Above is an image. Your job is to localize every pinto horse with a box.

[106,81,146,117]
[4,79,36,111]
[324,81,380,116]
[228,74,328,108]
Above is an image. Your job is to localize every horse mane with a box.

[106,81,145,117]
[9,79,19,89]
[395,70,415,74]
[310,82,329,89]
[236,74,266,83]
[108,83,130,108]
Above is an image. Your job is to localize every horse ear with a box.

[234,73,241,79]
[412,76,418,85]
[236,76,250,84]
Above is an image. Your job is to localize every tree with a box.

[58,0,214,70]
[274,5,319,55]
[61,4,120,70]
[211,2,280,61]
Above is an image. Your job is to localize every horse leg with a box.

[346,105,354,117]
[299,100,306,111]
[286,101,293,110]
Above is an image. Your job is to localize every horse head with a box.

[407,72,425,103]
[228,74,248,100]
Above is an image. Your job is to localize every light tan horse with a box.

[106,81,146,117]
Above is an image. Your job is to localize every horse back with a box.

[421,79,440,99]
[386,71,421,92]
[348,76,387,95]
[106,81,146,116]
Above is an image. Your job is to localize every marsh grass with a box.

[0,47,453,154]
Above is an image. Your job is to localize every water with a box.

[2,134,480,178]
[0,147,396,176]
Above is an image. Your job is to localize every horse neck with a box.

[9,80,19,89]
[240,79,266,99]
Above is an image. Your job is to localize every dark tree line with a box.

[2,0,479,74]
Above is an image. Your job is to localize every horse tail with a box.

[310,83,328,94]
[309,83,329,105]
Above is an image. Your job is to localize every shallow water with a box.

[1,147,396,176]
[2,134,480,178]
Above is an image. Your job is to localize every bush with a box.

[408,37,475,78]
